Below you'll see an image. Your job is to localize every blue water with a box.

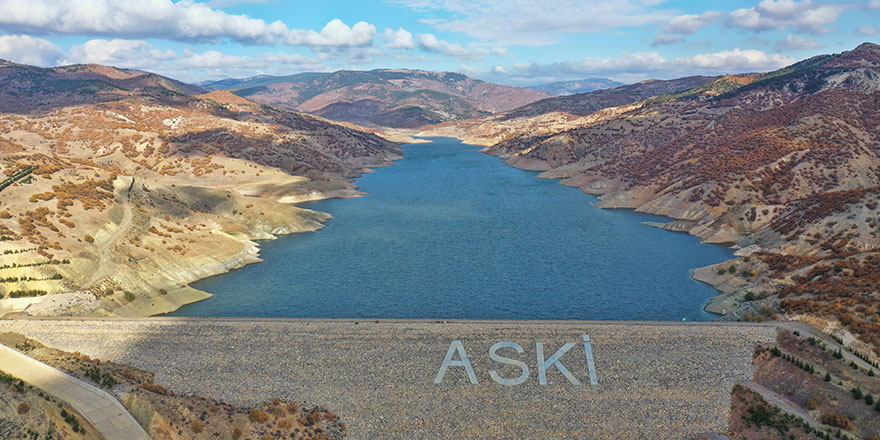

[171,137,734,320]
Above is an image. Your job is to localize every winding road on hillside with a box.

[0,343,150,440]
[84,177,134,289]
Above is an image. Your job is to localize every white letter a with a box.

[434,340,478,384]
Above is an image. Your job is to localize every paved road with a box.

[0,318,777,440]
[779,321,877,372]
[0,343,150,440]
[743,381,826,432]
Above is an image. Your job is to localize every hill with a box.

[0,61,401,316]
[200,69,552,128]
[420,75,717,146]
[0,60,205,112]
[439,42,880,353]
[526,78,624,95]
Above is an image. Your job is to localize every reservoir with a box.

[171,137,735,320]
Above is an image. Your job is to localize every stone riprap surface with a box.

[0,319,776,439]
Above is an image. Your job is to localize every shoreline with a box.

[5,135,740,320]
[466,143,741,320]
[159,136,737,321]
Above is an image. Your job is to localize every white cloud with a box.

[727,0,846,35]
[283,19,375,47]
[666,11,723,34]
[382,28,416,49]
[57,38,326,82]
[66,39,177,68]
[488,48,795,84]
[774,34,824,50]
[0,34,63,66]
[652,34,685,46]
[395,0,675,45]
[416,33,507,60]
[0,1,376,48]
[855,25,878,36]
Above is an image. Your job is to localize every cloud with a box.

[66,39,177,68]
[855,25,878,36]
[416,33,507,60]
[487,48,795,84]
[774,34,824,50]
[652,34,685,47]
[0,0,375,48]
[665,11,723,34]
[0,34,63,66]
[283,19,376,47]
[382,28,416,49]
[727,0,846,35]
[394,0,675,45]
[58,38,325,82]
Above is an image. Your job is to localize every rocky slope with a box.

[0,62,401,316]
[437,43,880,354]
[200,69,551,128]
[419,75,718,146]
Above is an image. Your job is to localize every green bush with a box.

[852,387,863,400]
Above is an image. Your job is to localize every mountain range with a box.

[200,69,551,128]
[526,78,625,95]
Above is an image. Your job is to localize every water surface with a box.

[172,137,734,320]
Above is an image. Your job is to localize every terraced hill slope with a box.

[0,62,401,316]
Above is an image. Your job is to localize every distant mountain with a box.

[526,78,624,95]
[421,75,718,145]
[0,60,205,111]
[506,76,716,119]
[200,69,552,128]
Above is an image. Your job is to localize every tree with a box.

[852,387,863,400]
[825,372,832,382]
[866,394,874,406]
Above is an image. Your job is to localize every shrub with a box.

[124,291,135,302]
[728,265,737,274]
[191,421,204,433]
[232,427,242,439]
[867,394,875,406]
[17,402,29,414]
[825,372,832,382]
[821,413,851,429]
[744,291,756,301]
[248,409,269,424]
[84,234,94,243]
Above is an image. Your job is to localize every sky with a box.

[0,0,877,86]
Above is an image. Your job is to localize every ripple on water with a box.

[172,137,735,320]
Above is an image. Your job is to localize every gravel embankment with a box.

[0,319,776,439]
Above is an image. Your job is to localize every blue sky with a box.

[0,0,877,85]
